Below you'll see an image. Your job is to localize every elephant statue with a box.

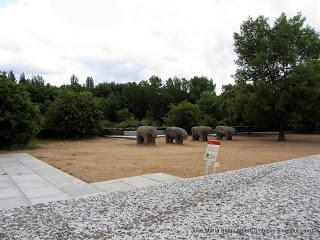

[136,126,157,145]
[214,126,236,140]
[191,126,214,141]
[165,127,188,144]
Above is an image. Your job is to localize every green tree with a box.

[70,74,81,90]
[0,74,40,148]
[197,92,220,126]
[140,76,166,121]
[230,84,264,135]
[8,70,16,82]
[86,76,94,89]
[285,60,320,129]
[163,101,201,133]
[45,91,103,138]
[234,13,320,140]
[116,108,134,122]
[163,77,189,105]
[20,75,59,114]
[98,92,123,122]
[189,76,215,103]
[121,82,147,119]
[19,73,27,84]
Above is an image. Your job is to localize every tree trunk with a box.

[278,121,286,141]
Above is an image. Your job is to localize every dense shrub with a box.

[200,114,217,127]
[115,119,141,128]
[163,101,201,133]
[44,91,103,138]
[140,118,155,126]
[0,75,40,148]
[116,108,134,122]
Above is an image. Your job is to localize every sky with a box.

[0,0,319,92]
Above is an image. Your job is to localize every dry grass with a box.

[3,134,320,183]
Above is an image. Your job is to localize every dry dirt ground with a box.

[3,134,320,183]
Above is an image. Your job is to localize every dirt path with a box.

[3,134,320,183]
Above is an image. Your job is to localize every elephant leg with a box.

[148,133,156,144]
[216,133,220,140]
[166,135,170,143]
[167,136,173,144]
[227,134,232,140]
[192,133,196,141]
[203,134,208,141]
[222,133,226,140]
[200,134,205,141]
[176,136,183,144]
[194,133,199,140]
[137,135,144,144]
[146,133,152,144]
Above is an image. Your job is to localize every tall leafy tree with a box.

[86,76,94,89]
[188,76,215,103]
[234,13,320,140]
[0,73,40,148]
[19,73,27,84]
[8,70,16,82]
[163,77,189,105]
[70,74,81,90]
[163,101,201,133]
[45,91,103,138]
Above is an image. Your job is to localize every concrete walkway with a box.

[0,153,180,209]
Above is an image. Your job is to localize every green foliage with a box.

[70,74,82,91]
[116,119,141,128]
[163,101,201,132]
[86,77,94,89]
[163,77,189,105]
[98,93,123,122]
[19,75,59,114]
[198,92,221,119]
[286,60,320,128]
[8,70,16,82]
[189,76,216,103]
[0,74,40,148]
[116,108,134,122]
[44,91,103,138]
[200,114,217,127]
[140,118,155,126]
[234,13,320,140]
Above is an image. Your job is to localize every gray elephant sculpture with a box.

[165,127,188,144]
[136,126,157,145]
[214,126,236,140]
[191,126,214,141]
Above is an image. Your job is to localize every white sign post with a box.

[204,140,220,175]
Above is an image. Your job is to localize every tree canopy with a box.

[234,13,320,140]
[0,74,40,148]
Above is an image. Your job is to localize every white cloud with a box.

[0,0,319,92]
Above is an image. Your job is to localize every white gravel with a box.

[1,155,319,239]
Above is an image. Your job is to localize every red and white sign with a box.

[204,140,220,175]
[204,140,220,162]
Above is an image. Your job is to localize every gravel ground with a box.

[1,155,319,239]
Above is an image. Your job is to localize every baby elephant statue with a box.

[191,126,214,141]
[136,126,158,145]
[215,126,236,140]
[165,127,188,144]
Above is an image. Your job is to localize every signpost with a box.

[204,140,220,175]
